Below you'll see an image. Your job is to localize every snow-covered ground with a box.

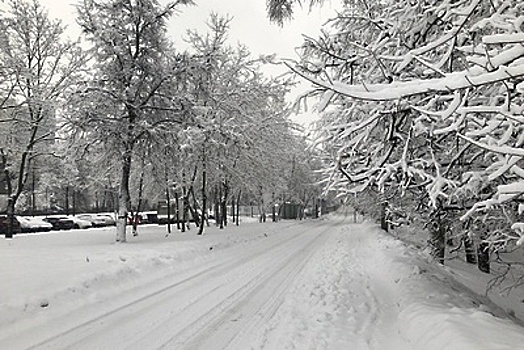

[1,214,524,349]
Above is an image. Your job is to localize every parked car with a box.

[26,217,53,232]
[43,216,75,230]
[97,214,116,226]
[68,216,93,229]
[16,216,34,233]
[16,216,54,233]
[77,214,106,227]
[77,213,116,227]
[0,215,22,235]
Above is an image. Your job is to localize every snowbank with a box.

[252,221,524,349]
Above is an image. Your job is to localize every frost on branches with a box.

[293,0,524,269]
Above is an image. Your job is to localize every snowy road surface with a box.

[1,216,524,349]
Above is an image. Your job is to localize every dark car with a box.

[0,215,22,235]
[43,216,75,230]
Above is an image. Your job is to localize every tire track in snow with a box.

[16,225,302,350]
[166,223,333,349]
[20,221,334,350]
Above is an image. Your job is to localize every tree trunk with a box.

[232,196,236,225]
[2,149,27,239]
[6,197,15,239]
[185,187,200,228]
[116,152,132,243]
[181,187,186,233]
[236,190,241,226]
[189,187,201,227]
[271,192,276,222]
[175,191,180,230]
[132,168,145,236]
[477,239,490,273]
[65,186,70,216]
[429,219,446,265]
[198,158,206,235]
[31,168,36,216]
[219,184,224,229]
[380,201,388,232]
[221,181,228,228]
[464,233,476,264]
[214,186,220,227]
[166,186,172,235]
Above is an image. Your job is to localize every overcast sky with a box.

[20,0,342,125]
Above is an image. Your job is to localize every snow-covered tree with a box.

[71,0,193,242]
[285,0,524,267]
[179,14,299,232]
[0,0,86,238]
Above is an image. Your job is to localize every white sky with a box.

[15,0,342,125]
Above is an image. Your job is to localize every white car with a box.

[16,216,53,232]
[77,214,109,227]
[68,216,93,229]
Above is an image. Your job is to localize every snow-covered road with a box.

[2,216,524,349]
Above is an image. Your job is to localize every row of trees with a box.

[275,0,524,276]
[1,0,323,240]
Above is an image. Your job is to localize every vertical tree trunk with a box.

[6,197,15,239]
[185,188,199,228]
[429,217,446,265]
[132,169,145,236]
[221,181,229,228]
[214,185,220,227]
[190,187,201,227]
[198,160,206,235]
[181,192,186,233]
[258,186,265,223]
[182,196,189,231]
[464,232,476,264]
[271,192,276,222]
[116,152,132,243]
[166,185,172,235]
[232,196,236,226]
[175,191,180,230]
[219,183,224,229]
[477,237,490,273]
[380,201,388,232]
[65,186,70,216]
[31,168,36,216]
[236,190,241,226]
